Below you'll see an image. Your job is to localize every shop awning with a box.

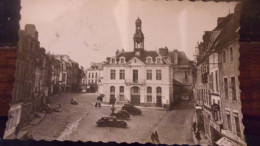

[216,137,240,146]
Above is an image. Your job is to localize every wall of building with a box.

[102,64,172,106]
[220,41,244,140]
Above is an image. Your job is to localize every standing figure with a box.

[154,131,160,144]
[96,95,102,108]
[151,132,155,143]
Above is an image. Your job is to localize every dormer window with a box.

[111,58,116,64]
[146,57,153,64]
[120,57,125,64]
[156,57,162,64]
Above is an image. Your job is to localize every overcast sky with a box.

[20,0,237,68]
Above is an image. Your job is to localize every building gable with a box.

[128,57,145,66]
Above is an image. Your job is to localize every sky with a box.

[20,0,237,68]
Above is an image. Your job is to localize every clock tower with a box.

[133,17,144,55]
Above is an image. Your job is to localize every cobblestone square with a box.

[26,93,196,145]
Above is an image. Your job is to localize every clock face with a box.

[135,51,140,56]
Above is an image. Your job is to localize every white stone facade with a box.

[103,58,173,107]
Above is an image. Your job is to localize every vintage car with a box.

[111,110,130,120]
[96,116,127,128]
[121,104,142,115]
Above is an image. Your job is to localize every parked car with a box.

[81,89,86,93]
[96,116,127,128]
[111,110,130,120]
[121,104,142,115]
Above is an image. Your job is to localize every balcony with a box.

[125,79,146,86]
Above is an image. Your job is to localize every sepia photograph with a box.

[3,0,246,145]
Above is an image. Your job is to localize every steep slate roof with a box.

[214,14,233,31]
[86,62,104,71]
[169,51,190,66]
[111,49,191,66]
[116,50,164,63]
[211,13,239,51]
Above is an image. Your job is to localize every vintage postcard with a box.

[3,0,246,145]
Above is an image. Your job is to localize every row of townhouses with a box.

[4,24,84,138]
[194,4,246,146]
[82,17,195,107]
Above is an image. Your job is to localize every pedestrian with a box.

[150,132,155,143]
[192,122,197,132]
[95,100,101,108]
[154,131,160,144]
[97,96,102,107]
[195,130,201,144]
[96,96,101,108]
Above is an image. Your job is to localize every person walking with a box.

[150,132,155,143]
[154,131,160,144]
[96,95,102,108]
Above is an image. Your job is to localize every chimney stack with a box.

[159,47,169,56]
[116,50,120,55]
[106,57,111,63]
[25,24,38,39]
[173,49,178,65]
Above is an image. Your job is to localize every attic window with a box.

[146,57,152,64]
[111,58,116,64]
[156,58,161,64]
[119,57,125,64]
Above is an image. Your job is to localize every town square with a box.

[3,0,246,145]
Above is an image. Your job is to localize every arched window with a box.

[110,86,115,94]
[120,86,124,93]
[95,72,97,78]
[156,87,162,94]
[147,86,152,94]
[119,86,124,101]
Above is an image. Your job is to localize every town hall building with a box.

[102,17,194,107]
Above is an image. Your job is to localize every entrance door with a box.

[130,86,140,105]
[156,96,162,107]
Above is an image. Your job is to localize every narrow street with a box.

[27,93,195,145]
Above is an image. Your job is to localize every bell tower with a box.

[133,17,144,54]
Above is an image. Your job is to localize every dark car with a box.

[111,110,130,120]
[121,104,142,115]
[96,116,127,128]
